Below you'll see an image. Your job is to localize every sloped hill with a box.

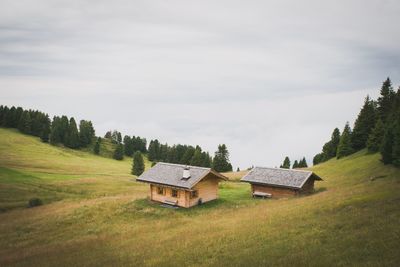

[0,128,399,266]
[0,128,151,211]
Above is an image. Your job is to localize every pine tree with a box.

[392,116,400,167]
[1,106,9,126]
[79,120,95,147]
[93,137,101,155]
[18,110,31,134]
[380,119,395,164]
[322,128,341,160]
[377,77,395,123]
[313,153,324,165]
[132,151,145,176]
[123,135,134,156]
[65,118,80,149]
[351,96,377,150]
[60,116,69,144]
[337,122,354,159]
[39,114,51,142]
[292,160,299,169]
[280,156,291,169]
[148,139,160,161]
[212,144,232,172]
[190,146,203,166]
[113,143,124,160]
[181,146,195,165]
[202,152,212,168]
[300,157,308,168]
[367,119,385,153]
[5,106,17,128]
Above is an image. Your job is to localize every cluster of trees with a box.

[0,105,51,142]
[50,116,95,149]
[280,156,308,169]
[0,105,96,150]
[292,157,308,168]
[1,105,234,170]
[147,140,212,168]
[104,130,147,160]
[313,78,400,167]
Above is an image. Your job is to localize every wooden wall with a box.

[251,184,297,198]
[148,172,221,208]
[149,184,188,207]
[300,179,315,194]
[251,178,316,198]
[189,174,219,207]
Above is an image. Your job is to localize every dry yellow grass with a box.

[222,170,249,181]
[0,128,400,266]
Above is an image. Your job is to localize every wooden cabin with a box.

[241,166,322,198]
[136,163,228,208]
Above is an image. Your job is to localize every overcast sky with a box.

[1,0,399,169]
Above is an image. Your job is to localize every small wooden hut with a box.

[241,166,322,198]
[136,163,227,208]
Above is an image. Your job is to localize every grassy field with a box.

[0,128,399,266]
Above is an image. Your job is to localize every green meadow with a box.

[0,128,399,266]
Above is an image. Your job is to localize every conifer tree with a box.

[79,120,95,147]
[190,146,203,166]
[292,160,299,169]
[123,135,134,156]
[148,139,160,161]
[377,78,395,123]
[367,119,385,153]
[93,137,101,155]
[280,156,291,169]
[113,143,124,160]
[313,153,324,165]
[212,144,232,172]
[60,116,69,144]
[300,157,308,167]
[320,128,341,161]
[380,120,396,164]
[351,96,377,150]
[39,114,51,142]
[5,106,17,128]
[18,110,31,134]
[391,111,400,167]
[65,118,80,149]
[337,122,354,159]
[181,146,195,165]
[1,106,9,126]
[202,152,212,167]
[132,151,145,176]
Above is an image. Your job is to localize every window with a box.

[157,187,164,195]
[190,190,198,199]
[171,189,178,198]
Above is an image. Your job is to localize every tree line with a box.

[0,106,51,142]
[279,156,308,169]
[0,105,234,173]
[313,78,400,167]
[0,105,96,149]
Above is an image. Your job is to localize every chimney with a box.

[182,167,191,179]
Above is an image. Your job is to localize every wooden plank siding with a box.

[148,172,221,208]
[250,178,316,198]
[189,174,219,207]
[149,184,188,207]
[251,184,297,198]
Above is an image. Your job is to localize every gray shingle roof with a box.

[136,162,227,189]
[241,166,322,189]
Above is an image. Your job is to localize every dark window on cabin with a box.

[157,187,164,195]
[171,189,178,198]
[190,190,198,199]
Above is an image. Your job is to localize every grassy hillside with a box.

[0,128,399,266]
